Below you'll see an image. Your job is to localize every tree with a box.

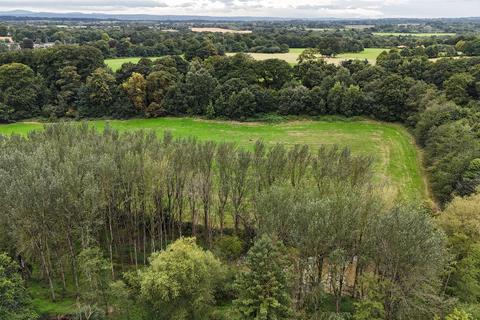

[257,59,292,89]
[122,72,147,112]
[185,39,219,60]
[138,238,223,320]
[0,63,45,119]
[225,87,256,120]
[78,68,117,117]
[234,235,292,320]
[444,73,475,105]
[438,192,480,302]
[367,74,417,122]
[445,308,472,320]
[0,253,38,320]
[53,66,82,117]
[327,81,347,115]
[78,247,112,313]
[146,70,178,116]
[353,274,386,320]
[278,84,309,115]
[182,66,218,115]
[371,203,448,320]
[457,159,480,196]
[425,121,480,203]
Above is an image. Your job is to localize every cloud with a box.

[0,0,166,7]
[0,0,478,18]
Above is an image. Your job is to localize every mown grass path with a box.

[0,117,427,200]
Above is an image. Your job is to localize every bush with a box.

[213,235,244,261]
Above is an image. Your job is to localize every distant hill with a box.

[0,10,292,21]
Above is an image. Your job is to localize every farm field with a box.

[105,56,162,71]
[227,47,388,65]
[0,117,426,199]
[373,32,457,37]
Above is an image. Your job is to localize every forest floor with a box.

[0,116,428,201]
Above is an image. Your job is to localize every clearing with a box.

[226,48,388,65]
[104,48,388,71]
[105,56,162,71]
[0,117,427,200]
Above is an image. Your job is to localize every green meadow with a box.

[227,47,388,65]
[0,117,427,200]
[105,56,162,71]
[107,48,388,69]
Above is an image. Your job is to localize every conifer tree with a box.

[234,235,292,320]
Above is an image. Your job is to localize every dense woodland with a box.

[0,19,480,320]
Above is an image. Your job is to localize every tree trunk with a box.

[38,241,56,301]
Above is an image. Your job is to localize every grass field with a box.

[373,32,456,37]
[105,48,387,70]
[0,117,426,200]
[337,48,388,61]
[105,56,162,71]
[227,48,388,65]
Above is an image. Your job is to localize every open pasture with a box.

[105,56,162,71]
[105,48,388,71]
[0,117,427,199]
[227,48,388,65]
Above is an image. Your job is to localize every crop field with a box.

[105,56,162,71]
[373,32,457,37]
[227,48,388,65]
[0,117,426,200]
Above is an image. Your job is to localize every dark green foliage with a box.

[234,235,292,320]
[0,63,46,120]
[213,235,244,261]
[78,68,119,117]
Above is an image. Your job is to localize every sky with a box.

[0,0,478,19]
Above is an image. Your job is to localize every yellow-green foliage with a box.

[139,238,224,319]
[437,193,480,240]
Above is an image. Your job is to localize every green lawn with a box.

[227,48,388,65]
[0,117,427,200]
[105,48,387,70]
[373,32,456,37]
[105,56,162,71]
[337,48,388,61]
[28,280,77,316]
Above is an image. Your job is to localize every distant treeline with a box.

[2,21,480,58]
